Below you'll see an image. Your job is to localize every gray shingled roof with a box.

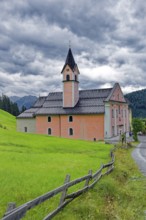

[33,96,47,107]
[36,106,105,115]
[17,108,40,118]
[17,88,113,118]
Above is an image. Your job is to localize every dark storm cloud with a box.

[9,0,117,41]
[0,0,146,96]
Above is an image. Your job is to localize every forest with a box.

[0,94,20,116]
[125,88,146,118]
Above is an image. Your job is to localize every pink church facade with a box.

[17,48,131,141]
[35,114,105,141]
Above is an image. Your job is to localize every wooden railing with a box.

[2,151,115,220]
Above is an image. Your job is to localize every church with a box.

[17,48,130,141]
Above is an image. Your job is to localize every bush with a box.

[133,131,138,142]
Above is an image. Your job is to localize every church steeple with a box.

[61,48,80,108]
[61,48,76,73]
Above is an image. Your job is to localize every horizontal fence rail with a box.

[2,150,115,220]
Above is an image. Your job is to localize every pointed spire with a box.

[65,48,76,69]
[61,48,76,73]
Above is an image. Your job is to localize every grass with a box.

[0,109,145,219]
[56,145,146,220]
[0,110,113,219]
[0,109,16,130]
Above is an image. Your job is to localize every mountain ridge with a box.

[10,95,37,111]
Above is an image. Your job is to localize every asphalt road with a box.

[132,136,146,176]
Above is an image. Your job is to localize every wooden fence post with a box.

[3,202,16,217]
[7,202,16,212]
[59,174,70,206]
[84,170,92,187]
[110,150,113,158]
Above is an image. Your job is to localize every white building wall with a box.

[104,102,111,139]
[17,118,36,133]
[114,108,117,136]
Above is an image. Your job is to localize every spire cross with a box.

[69,40,71,48]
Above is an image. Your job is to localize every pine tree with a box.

[21,105,27,113]
[0,94,20,116]
[11,102,20,116]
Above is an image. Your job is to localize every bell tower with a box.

[61,48,80,108]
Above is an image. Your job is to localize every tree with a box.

[21,105,27,113]
[0,94,20,116]
[11,103,20,116]
[132,118,144,132]
[2,94,11,112]
[132,118,144,141]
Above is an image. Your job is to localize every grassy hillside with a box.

[0,109,16,130]
[0,110,145,219]
[0,110,113,219]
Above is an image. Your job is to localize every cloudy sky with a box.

[0,0,146,97]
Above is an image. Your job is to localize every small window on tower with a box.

[66,74,70,81]
[69,115,73,122]
[75,75,77,81]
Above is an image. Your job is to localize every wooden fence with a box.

[2,150,115,220]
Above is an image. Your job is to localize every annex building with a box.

[17,48,130,141]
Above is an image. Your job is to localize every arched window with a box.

[48,116,51,122]
[75,75,77,81]
[69,115,73,122]
[48,128,51,135]
[69,128,73,136]
[66,74,70,81]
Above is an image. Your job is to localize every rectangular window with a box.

[112,109,114,118]
[69,115,73,122]
[122,109,123,117]
[69,128,73,136]
[48,128,51,135]
[48,116,51,122]
[112,126,114,136]
[119,106,120,114]
[66,74,70,81]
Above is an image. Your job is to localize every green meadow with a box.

[0,109,145,219]
[0,109,113,219]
